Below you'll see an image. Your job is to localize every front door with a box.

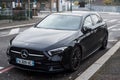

[80,15,97,58]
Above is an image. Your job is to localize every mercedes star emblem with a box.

[21,49,29,58]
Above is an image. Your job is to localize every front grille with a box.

[10,47,44,55]
[9,47,46,59]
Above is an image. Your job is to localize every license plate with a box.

[16,58,34,66]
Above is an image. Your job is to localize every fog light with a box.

[49,66,53,71]
[51,55,62,61]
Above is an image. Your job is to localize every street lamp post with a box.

[89,0,92,11]
[50,0,52,12]
[56,0,59,12]
[28,0,30,20]
[70,0,72,12]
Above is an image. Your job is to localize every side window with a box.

[83,16,93,28]
[91,15,101,24]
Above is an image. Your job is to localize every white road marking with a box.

[0,67,4,70]
[9,28,20,35]
[108,24,119,30]
[75,40,120,80]
[108,12,120,15]
[111,28,120,31]
[100,12,120,15]
[108,39,118,42]
[108,19,118,23]
[118,21,120,23]
[103,19,108,22]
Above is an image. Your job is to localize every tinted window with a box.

[36,14,82,30]
[91,15,101,24]
[83,16,93,27]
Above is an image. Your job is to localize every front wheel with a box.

[69,46,81,71]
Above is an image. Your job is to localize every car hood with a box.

[12,27,80,50]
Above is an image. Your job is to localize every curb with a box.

[75,40,120,80]
[0,23,35,30]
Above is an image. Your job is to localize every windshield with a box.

[36,14,82,30]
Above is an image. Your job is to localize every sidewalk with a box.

[0,18,40,28]
[90,47,120,80]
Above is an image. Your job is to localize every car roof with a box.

[53,11,100,17]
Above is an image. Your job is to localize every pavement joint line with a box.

[75,40,120,80]
[0,23,35,30]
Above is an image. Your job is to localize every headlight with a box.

[48,47,67,56]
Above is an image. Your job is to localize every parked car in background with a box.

[7,11,108,72]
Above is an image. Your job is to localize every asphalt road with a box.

[0,13,120,80]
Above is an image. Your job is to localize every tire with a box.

[101,35,108,49]
[69,46,81,71]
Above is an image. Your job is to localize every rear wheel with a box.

[101,35,108,49]
[69,46,81,71]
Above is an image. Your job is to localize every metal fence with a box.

[0,9,12,20]
[0,9,12,16]
[86,4,120,12]
[0,9,32,20]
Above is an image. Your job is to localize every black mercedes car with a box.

[7,12,108,72]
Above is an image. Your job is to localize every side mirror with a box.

[97,20,102,23]
[82,26,92,34]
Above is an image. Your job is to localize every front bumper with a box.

[7,47,65,72]
[8,58,64,72]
